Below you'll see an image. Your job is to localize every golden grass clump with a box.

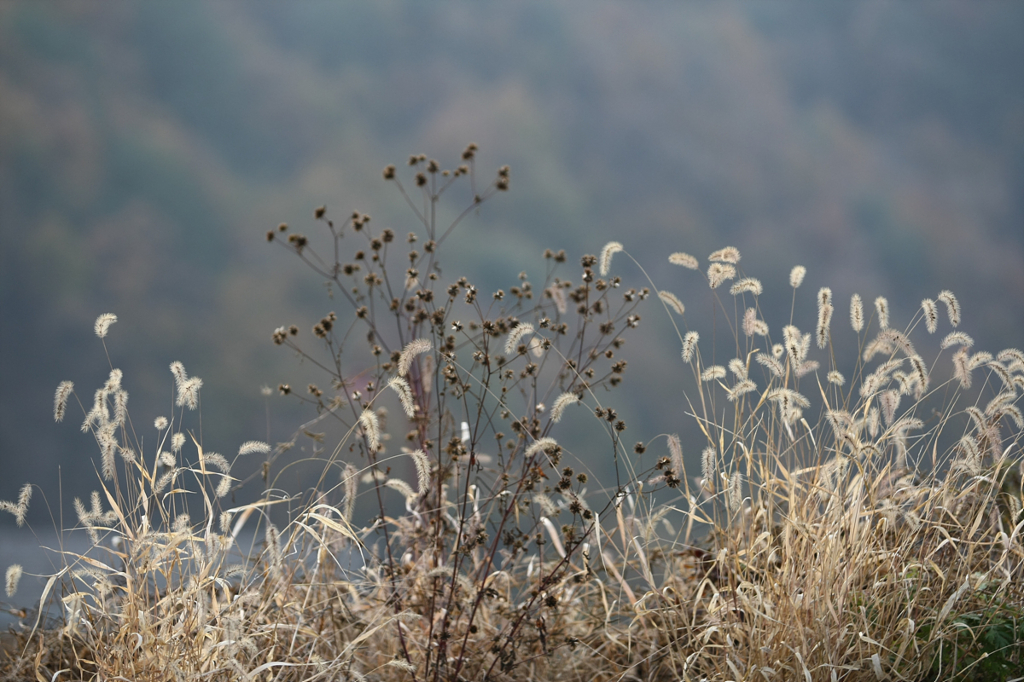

[2,150,1022,682]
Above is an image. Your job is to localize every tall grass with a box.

[2,146,1022,681]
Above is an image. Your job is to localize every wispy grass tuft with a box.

[4,147,1021,682]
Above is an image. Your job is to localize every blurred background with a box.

[1,1,1022,554]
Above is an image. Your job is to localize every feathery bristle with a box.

[548,285,567,314]
[176,377,202,410]
[599,241,623,276]
[5,564,22,597]
[657,290,685,315]
[681,332,699,363]
[105,369,122,392]
[99,424,117,480]
[874,297,889,330]
[504,323,535,355]
[550,392,580,423]
[908,355,929,399]
[742,308,768,337]
[525,437,558,459]
[818,287,832,309]
[701,447,716,489]
[938,290,960,327]
[388,376,416,417]
[0,484,31,527]
[727,379,757,402]
[204,452,231,474]
[789,265,806,288]
[94,313,117,339]
[850,293,864,332]
[215,475,231,498]
[238,441,271,456]
[113,390,128,427]
[729,277,762,296]
[996,348,1023,369]
[755,352,785,377]
[358,410,380,451]
[816,289,833,349]
[728,358,747,379]
[707,263,736,289]
[341,463,358,523]
[968,351,993,371]
[385,478,416,500]
[783,325,802,363]
[668,252,699,269]
[728,472,743,513]
[767,387,811,409]
[398,338,432,377]
[169,361,188,389]
[409,449,430,495]
[701,365,726,381]
[54,381,74,423]
[709,246,741,264]
[827,370,845,386]
[941,332,974,350]
[667,434,683,473]
[880,390,900,427]
[921,299,938,334]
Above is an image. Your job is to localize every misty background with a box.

[1,0,1022,583]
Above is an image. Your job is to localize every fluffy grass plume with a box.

[789,264,806,288]
[398,338,432,376]
[550,391,580,423]
[53,381,73,422]
[8,148,1021,682]
[504,321,535,355]
[729,277,762,296]
[668,251,699,269]
[358,409,380,450]
[599,240,623,275]
[681,331,699,362]
[742,307,768,337]
[922,297,939,333]
[708,245,740,263]
[706,262,735,289]
[0,483,31,527]
[387,376,416,417]
[657,290,685,315]
[93,313,117,339]
[939,289,961,326]
[875,295,890,330]
[816,287,833,349]
[5,564,22,598]
[850,292,864,332]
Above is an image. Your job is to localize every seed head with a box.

[94,313,117,339]
[658,290,685,315]
[54,381,74,422]
[874,297,890,330]
[850,294,864,332]
[938,290,960,327]
[921,298,938,334]
[709,246,741,264]
[599,241,623,276]
[669,252,699,269]
[707,263,736,289]
[789,266,806,288]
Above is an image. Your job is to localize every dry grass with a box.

[2,147,1022,681]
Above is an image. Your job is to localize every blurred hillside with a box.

[1,1,1021,524]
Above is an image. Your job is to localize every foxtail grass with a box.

[2,147,1021,682]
